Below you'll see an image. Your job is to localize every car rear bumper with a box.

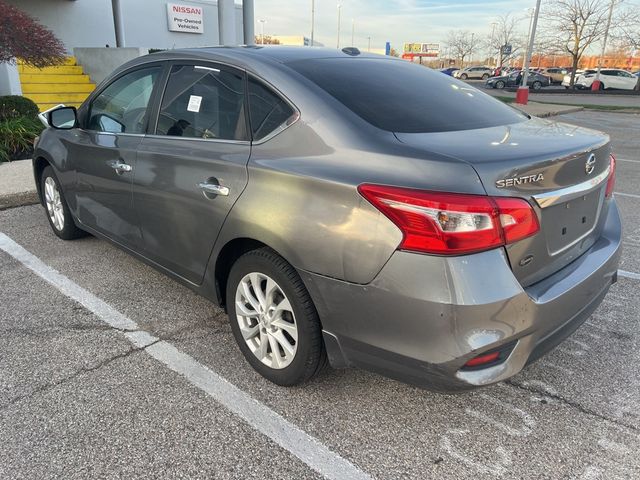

[301,199,622,392]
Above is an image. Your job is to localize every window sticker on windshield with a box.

[187,95,202,113]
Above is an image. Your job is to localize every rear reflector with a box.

[358,184,540,255]
[605,153,616,198]
[463,351,501,368]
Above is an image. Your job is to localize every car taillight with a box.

[605,153,616,198]
[358,184,540,255]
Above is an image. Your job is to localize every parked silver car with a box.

[35,47,621,391]
[453,66,493,80]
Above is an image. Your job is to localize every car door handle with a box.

[109,160,132,174]
[198,182,230,197]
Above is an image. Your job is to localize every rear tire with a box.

[40,166,86,240]
[532,81,542,90]
[496,80,505,89]
[226,248,327,386]
[460,73,468,80]
[481,73,489,80]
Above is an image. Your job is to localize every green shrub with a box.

[0,95,40,121]
[0,116,44,162]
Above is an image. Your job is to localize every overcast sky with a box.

[254,0,535,51]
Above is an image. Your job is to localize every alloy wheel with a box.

[44,176,64,231]
[235,272,298,369]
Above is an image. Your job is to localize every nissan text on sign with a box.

[167,3,204,34]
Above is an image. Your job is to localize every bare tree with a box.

[446,30,475,66]
[485,14,525,67]
[540,0,613,87]
[611,3,640,50]
[610,3,640,89]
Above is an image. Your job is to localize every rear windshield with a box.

[289,58,525,133]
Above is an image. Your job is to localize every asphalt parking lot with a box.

[469,79,640,108]
[1,110,639,479]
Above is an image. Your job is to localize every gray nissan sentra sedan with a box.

[34,46,621,391]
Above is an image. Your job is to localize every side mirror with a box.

[48,106,78,130]
[93,113,125,133]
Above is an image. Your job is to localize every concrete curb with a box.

[0,159,38,210]
[0,191,39,211]
[533,106,584,118]
[510,102,584,118]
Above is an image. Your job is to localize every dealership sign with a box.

[167,3,204,34]
[402,43,440,57]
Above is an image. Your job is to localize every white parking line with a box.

[617,158,640,164]
[618,269,640,281]
[615,192,640,199]
[0,232,371,480]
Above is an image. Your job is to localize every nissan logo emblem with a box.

[585,153,596,175]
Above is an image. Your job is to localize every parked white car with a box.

[453,66,492,80]
[576,69,639,90]
[561,70,594,88]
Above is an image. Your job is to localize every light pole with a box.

[259,19,266,44]
[593,0,616,90]
[522,8,534,68]
[367,36,371,52]
[351,19,355,47]
[490,22,498,67]
[310,0,315,46]
[517,0,542,105]
[336,3,342,49]
[470,32,474,64]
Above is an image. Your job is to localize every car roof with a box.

[142,45,387,67]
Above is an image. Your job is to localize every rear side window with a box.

[289,58,525,133]
[248,77,295,140]
[156,64,247,141]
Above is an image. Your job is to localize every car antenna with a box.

[341,47,360,56]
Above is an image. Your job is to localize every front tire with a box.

[40,166,86,240]
[532,81,542,90]
[496,80,505,89]
[481,73,489,80]
[460,73,468,80]
[226,248,326,386]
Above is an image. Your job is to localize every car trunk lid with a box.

[395,117,611,287]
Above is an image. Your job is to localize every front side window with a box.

[248,77,295,140]
[88,66,160,134]
[156,64,247,141]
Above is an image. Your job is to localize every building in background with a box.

[4,0,249,52]
[1,0,256,106]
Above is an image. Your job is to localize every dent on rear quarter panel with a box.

[215,133,402,284]
[215,118,485,284]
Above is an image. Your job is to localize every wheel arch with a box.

[33,155,52,206]
[213,237,273,309]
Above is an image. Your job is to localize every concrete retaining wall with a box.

[73,48,149,86]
